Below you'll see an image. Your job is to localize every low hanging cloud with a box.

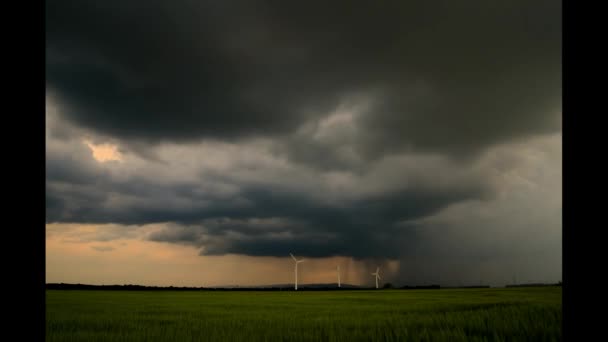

[46,1,560,158]
[46,103,558,264]
[91,245,116,252]
[46,1,561,285]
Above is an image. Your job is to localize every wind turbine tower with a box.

[337,265,341,288]
[371,267,382,289]
[290,253,305,290]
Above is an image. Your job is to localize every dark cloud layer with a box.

[46,0,561,283]
[46,139,489,258]
[47,0,561,161]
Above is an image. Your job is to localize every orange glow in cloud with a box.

[83,140,123,162]
[46,223,400,287]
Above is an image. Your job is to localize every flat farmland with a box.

[46,287,561,341]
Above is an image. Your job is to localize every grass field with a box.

[46,287,561,341]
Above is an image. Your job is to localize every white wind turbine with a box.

[290,253,305,290]
[371,267,382,289]
[337,265,341,288]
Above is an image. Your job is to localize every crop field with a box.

[46,287,561,341]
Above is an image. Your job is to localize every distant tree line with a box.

[442,285,490,289]
[46,283,442,291]
[400,285,441,290]
[46,282,561,291]
[46,283,207,291]
[506,282,561,288]
[45,283,363,291]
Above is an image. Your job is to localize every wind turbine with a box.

[371,267,382,289]
[290,253,305,290]
[337,265,341,288]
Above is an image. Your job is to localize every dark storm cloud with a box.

[45,121,492,258]
[45,0,561,281]
[46,0,561,161]
[47,154,489,258]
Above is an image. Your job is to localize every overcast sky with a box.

[46,1,561,287]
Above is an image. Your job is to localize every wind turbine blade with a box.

[378,275,382,280]
[290,253,297,262]
[376,267,380,273]
[297,259,305,263]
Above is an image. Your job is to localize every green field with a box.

[46,287,561,341]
